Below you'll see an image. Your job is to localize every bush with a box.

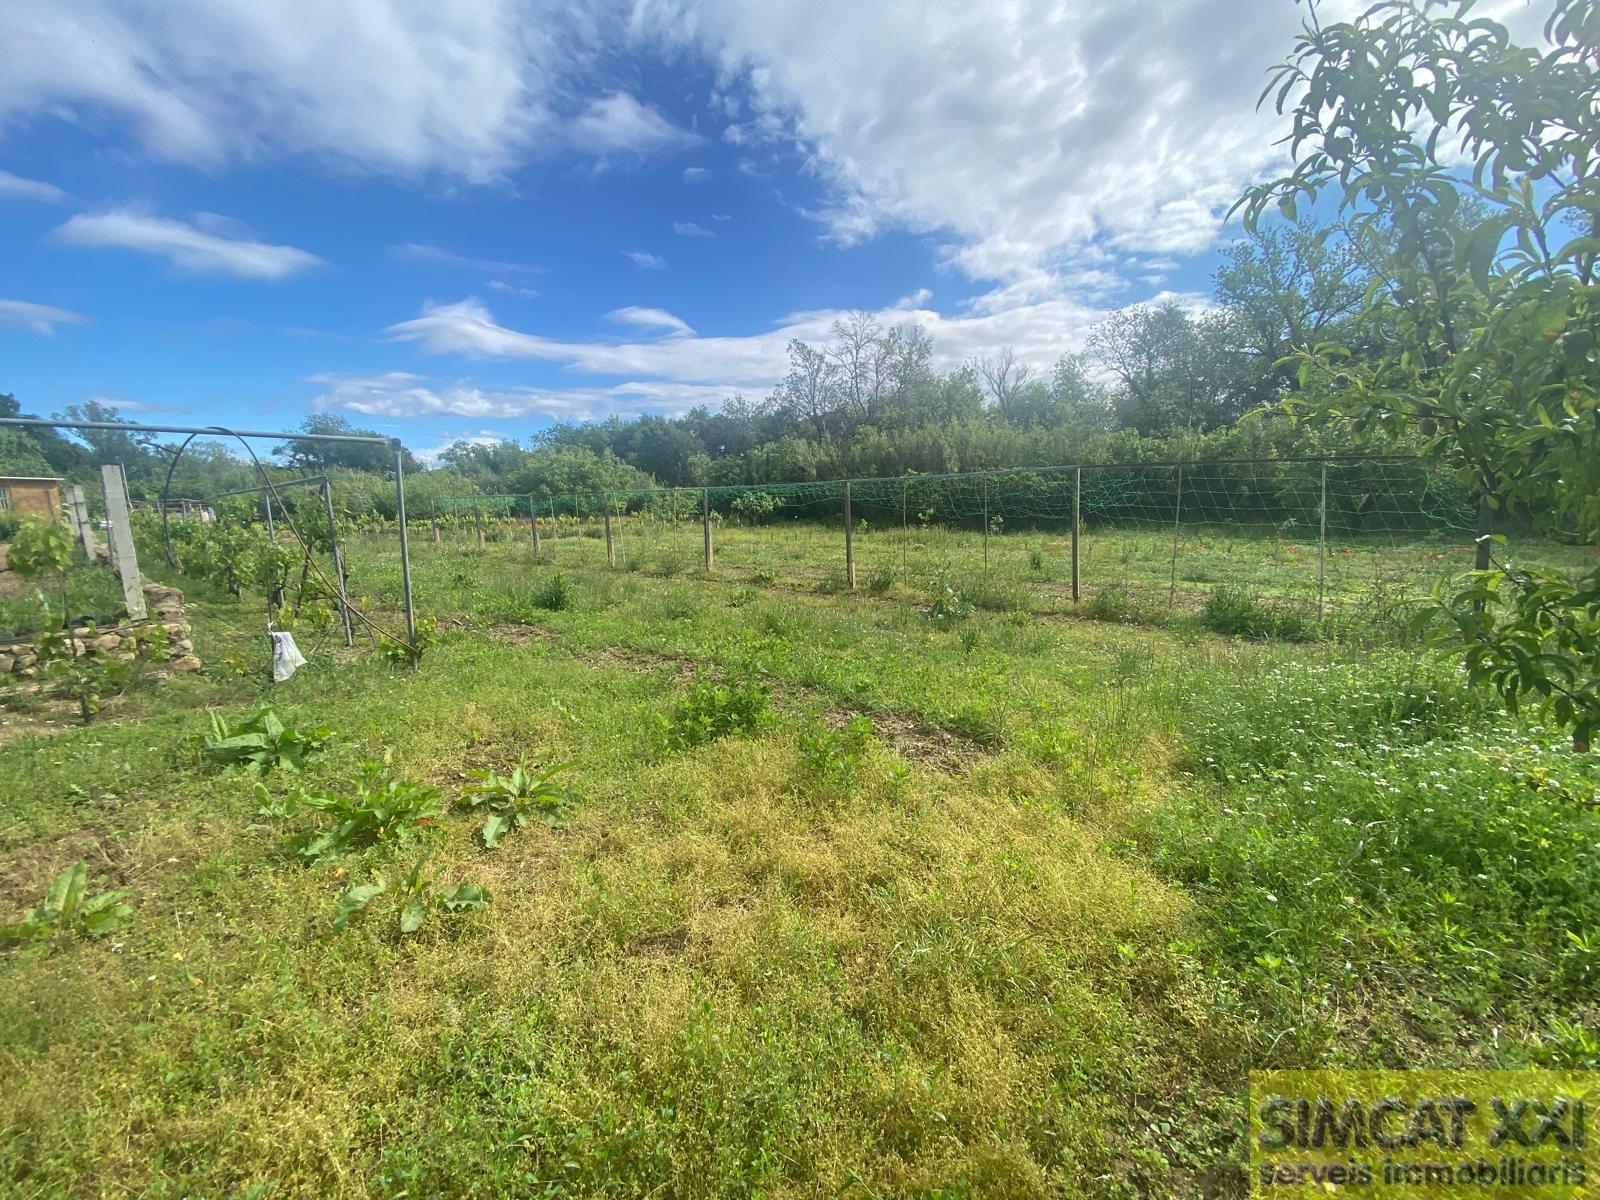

[660,675,771,750]
[866,567,895,594]
[797,714,875,785]
[1198,586,1315,641]
[1080,585,1166,626]
[0,511,21,540]
[532,572,573,612]
[925,578,974,628]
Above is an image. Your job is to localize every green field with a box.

[411,511,1595,619]
[3,533,1598,1197]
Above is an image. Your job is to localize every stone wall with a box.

[0,582,201,677]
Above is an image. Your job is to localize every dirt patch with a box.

[485,621,560,646]
[626,925,689,959]
[592,646,699,683]
[825,707,987,772]
[0,694,83,746]
[0,825,121,907]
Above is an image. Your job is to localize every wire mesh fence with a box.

[416,455,1547,617]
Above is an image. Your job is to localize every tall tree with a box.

[1239,0,1600,748]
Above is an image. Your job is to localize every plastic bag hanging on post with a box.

[270,630,307,683]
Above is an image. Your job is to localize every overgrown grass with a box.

[2,537,1595,1197]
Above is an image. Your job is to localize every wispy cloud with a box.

[54,210,323,279]
[568,92,700,159]
[0,298,86,335]
[0,169,67,203]
[487,279,540,299]
[312,371,736,423]
[623,249,666,269]
[607,305,695,337]
[682,166,711,183]
[672,221,716,238]
[390,242,541,276]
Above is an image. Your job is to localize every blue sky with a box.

[0,0,1533,461]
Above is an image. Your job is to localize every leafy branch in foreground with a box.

[461,759,577,847]
[1238,0,1600,749]
[0,862,132,943]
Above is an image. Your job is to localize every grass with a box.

[1,533,1597,1197]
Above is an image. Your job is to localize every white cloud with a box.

[631,0,1377,284]
[54,210,323,279]
[568,92,700,159]
[682,166,711,183]
[607,305,695,337]
[391,242,541,276]
[0,298,86,335]
[895,287,933,308]
[711,213,732,221]
[623,249,666,269]
[384,295,1109,395]
[487,279,541,299]
[0,1,582,182]
[0,169,66,202]
[672,221,715,238]
[312,371,733,423]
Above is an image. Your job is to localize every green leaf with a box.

[482,812,511,850]
[45,863,87,927]
[332,879,385,930]
[399,900,428,935]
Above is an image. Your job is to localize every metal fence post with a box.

[702,487,713,573]
[982,475,990,583]
[1071,466,1081,603]
[1317,461,1328,613]
[392,440,417,654]
[604,493,616,567]
[1168,463,1184,612]
[900,478,908,583]
[322,477,355,647]
[262,493,275,539]
[843,480,856,589]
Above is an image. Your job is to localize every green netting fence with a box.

[419,455,1511,614]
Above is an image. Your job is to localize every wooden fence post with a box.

[843,480,856,589]
[100,464,147,620]
[474,498,485,550]
[529,495,540,555]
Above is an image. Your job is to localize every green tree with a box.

[1239,0,1600,749]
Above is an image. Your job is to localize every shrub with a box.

[1198,586,1315,642]
[866,567,895,594]
[532,572,573,612]
[204,706,333,774]
[797,714,875,785]
[1080,585,1166,626]
[278,761,445,863]
[925,578,974,628]
[660,675,771,750]
[0,862,132,943]
[462,759,577,846]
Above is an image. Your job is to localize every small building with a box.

[0,477,63,519]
